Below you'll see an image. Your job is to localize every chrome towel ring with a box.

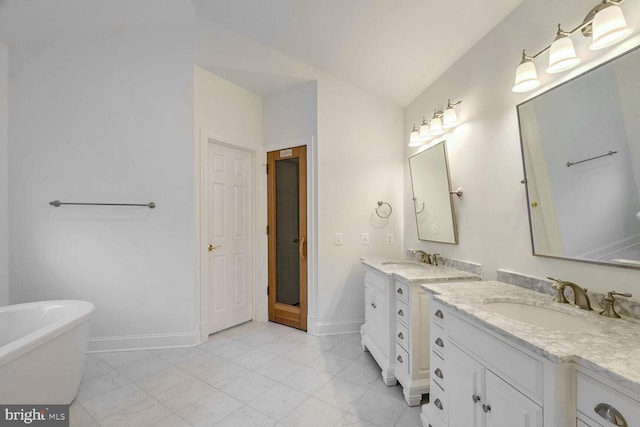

[375,201,392,218]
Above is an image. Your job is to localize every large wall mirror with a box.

[517,45,640,269]
[409,140,458,243]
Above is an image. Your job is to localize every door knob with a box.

[208,244,221,252]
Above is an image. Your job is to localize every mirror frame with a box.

[517,44,640,270]
[409,140,458,244]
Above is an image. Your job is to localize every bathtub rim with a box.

[0,300,95,366]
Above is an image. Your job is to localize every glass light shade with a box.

[590,4,632,50]
[419,121,432,142]
[442,107,459,129]
[409,125,421,147]
[512,60,540,93]
[546,36,580,73]
[429,116,444,136]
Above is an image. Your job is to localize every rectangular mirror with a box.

[409,140,458,243]
[517,45,640,269]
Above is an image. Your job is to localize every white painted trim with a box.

[264,136,311,154]
[313,319,364,336]
[195,128,257,344]
[88,332,199,352]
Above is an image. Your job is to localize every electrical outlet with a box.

[385,234,393,245]
[361,233,370,245]
[334,233,344,246]
[431,222,439,235]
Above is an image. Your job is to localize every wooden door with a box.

[207,143,253,334]
[267,146,307,330]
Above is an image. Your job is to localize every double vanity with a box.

[361,257,640,426]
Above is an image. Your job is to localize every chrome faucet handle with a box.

[548,277,569,304]
[599,291,632,318]
[432,254,440,266]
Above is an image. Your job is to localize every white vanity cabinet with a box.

[393,277,432,406]
[576,370,640,427]
[361,265,397,386]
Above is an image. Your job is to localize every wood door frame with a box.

[267,146,308,330]
[195,128,256,343]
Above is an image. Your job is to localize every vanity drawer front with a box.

[577,372,640,426]
[429,380,447,424]
[431,300,446,328]
[395,281,409,304]
[431,351,445,389]
[363,268,388,294]
[448,313,543,403]
[396,321,409,351]
[396,300,409,327]
[395,343,410,376]
[431,323,445,358]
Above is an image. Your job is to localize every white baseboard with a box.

[313,319,364,336]
[88,331,199,352]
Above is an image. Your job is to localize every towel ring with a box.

[375,201,392,218]
[449,187,464,197]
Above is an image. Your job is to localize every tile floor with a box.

[71,321,425,427]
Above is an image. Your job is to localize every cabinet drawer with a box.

[577,372,640,427]
[396,300,409,326]
[363,268,389,294]
[429,380,447,424]
[395,343,410,377]
[431,300,446,328]
[396,321,409,351]
[431,351,445,389]
[431,322,445,357]
[395,281,409,304]
[448,313,543,403]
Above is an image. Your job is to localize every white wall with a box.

[404,0,640,295]
[9,20,200,350]
[317,77,404,334]
[0,44,8,306]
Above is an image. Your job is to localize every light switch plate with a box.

[361,233,370,245]
[334,233,344,246]
[385,234,393,245]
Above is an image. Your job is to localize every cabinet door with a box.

[370,287,389,357]
[447,342,484,427]
[364,284,373,336]
[485,371,542,427]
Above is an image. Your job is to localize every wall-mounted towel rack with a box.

[375,201,392,218]
[49,200,156,209]
[566,150,617,167]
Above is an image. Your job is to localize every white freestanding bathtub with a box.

[0,300,95,404]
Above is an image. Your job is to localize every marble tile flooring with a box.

[71,321,424,427]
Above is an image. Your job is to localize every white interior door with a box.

[207,142,253,334]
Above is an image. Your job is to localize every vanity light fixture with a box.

[409,124,421,147]
[512,0,631,93]
[407,100,463,146]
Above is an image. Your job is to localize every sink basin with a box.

[484,300,603,334]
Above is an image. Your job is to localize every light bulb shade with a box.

[512,60,540,93]
[546,36,580,73]
[429,117,444,136]
[590,4,632,50]
[419,121,430,138]
[442,108,459,129]
[409,125,421,146]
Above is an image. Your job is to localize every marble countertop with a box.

[422,280,640,395]
[360,257,479,283]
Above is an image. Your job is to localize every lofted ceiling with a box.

[0,0,524,106]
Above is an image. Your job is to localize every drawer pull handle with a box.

[397,288,403,295]
[398,332,404,340]
[482,404,491,413]
[435,310,444,319]
[472,394,481,403]
[435,338,444,348]
[397,309,404,317]
[370,303,376,309]
[434,399,443,410]
[397,355,403,363]
[594,403,628,427]
[434,368,443,379]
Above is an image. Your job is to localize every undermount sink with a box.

[483,300,603,334]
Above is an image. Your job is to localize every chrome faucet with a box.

[411,250,432,264]
[548,277,593,311]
